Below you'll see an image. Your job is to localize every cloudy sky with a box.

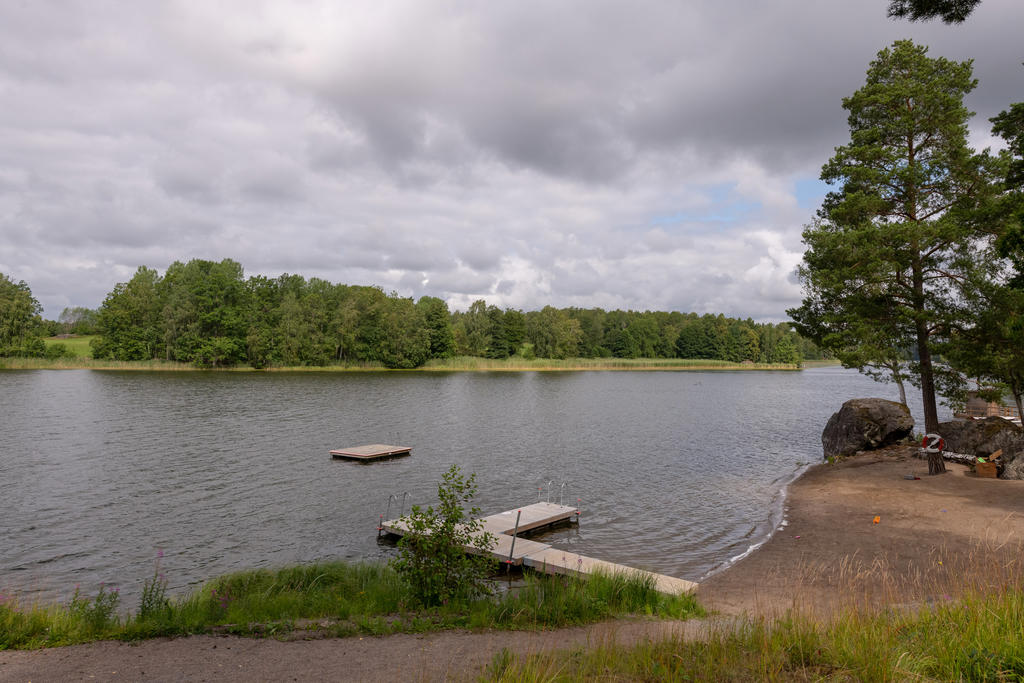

[2,1,1022,321]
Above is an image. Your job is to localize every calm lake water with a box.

[0,367,949,607]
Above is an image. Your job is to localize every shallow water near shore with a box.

[0,366,949,608]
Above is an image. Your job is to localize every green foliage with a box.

[417,295,456,358]
[42,342,75,360]
[79,258,821,369]
[0,560,702,649]
[789,40,1001,431]
[57,306,99,335]
[68,584,121,636]
[887,0,981,23]
[0,273,44,357]
[526,306,582,359]
[391,465,496,606]
[136,554,170,622]
[160,259,249,367]
[91,266,163,361]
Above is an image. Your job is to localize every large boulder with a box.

[822,398,914,459]
[935,417,1024,479]
[935,417,1024,457]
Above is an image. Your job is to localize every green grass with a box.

[482,587,1024,682]
[42,335,97,358]
[0,562,703,649]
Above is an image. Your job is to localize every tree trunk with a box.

[912,254,944,472]
[917,340,941,433]
[911,255,942,435]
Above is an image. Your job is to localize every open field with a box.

[42,335,96,358]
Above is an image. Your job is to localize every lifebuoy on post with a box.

[922,433,945,453]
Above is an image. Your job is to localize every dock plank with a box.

[381,500,696,595]
[522,547,698,595]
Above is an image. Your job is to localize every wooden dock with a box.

[331,444,411,461]
[382,501,697,595]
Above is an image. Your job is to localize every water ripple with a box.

[0,367,945,606]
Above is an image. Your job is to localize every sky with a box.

[2,1,1022,321]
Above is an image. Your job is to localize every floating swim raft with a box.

[330,444,412,461]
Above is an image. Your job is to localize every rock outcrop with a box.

[935,417,1024,479]
[935,417,1024,457]
[822,398,914,460]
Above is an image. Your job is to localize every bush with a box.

[43,342,73,360]
[390,465,496,606]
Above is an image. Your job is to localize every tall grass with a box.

[421,356,799,372]
[483,539,1024,682]
[1,355,800,372]
[484,588,1024,682]
[0,562,702,649]
[1,357,191,370]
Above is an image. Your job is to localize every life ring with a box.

[922,433,945,452]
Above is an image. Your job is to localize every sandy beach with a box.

[4,444,1024,682]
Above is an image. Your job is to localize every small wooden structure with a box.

[330,444,411,461]
[956,394,1021,423]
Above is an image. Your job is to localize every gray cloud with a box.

[1,0,1022,321]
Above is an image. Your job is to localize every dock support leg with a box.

[506,509,522,569]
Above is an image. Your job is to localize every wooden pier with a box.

[381,501,697,595]
[331,444,411,461]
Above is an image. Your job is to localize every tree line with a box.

[0,262,816,368]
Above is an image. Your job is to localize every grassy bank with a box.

[484,587,1024,681]
[2,354,801,372]
[420,356,800,372]
[0,562,702,649]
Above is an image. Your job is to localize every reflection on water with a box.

[0,367,946,605]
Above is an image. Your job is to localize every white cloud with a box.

[1,0,1022,321]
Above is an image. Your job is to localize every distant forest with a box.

[3,259,822,368]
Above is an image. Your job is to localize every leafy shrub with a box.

[43,342,73,360]
[391,465,496,606]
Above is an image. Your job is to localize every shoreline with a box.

[701,460,814,582]
[697,444,1024,617]
[0,358,807,372]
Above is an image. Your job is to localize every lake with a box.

[0,366,948,607]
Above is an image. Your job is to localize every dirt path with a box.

[0,619,713,682]
[5,446,1023,682]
